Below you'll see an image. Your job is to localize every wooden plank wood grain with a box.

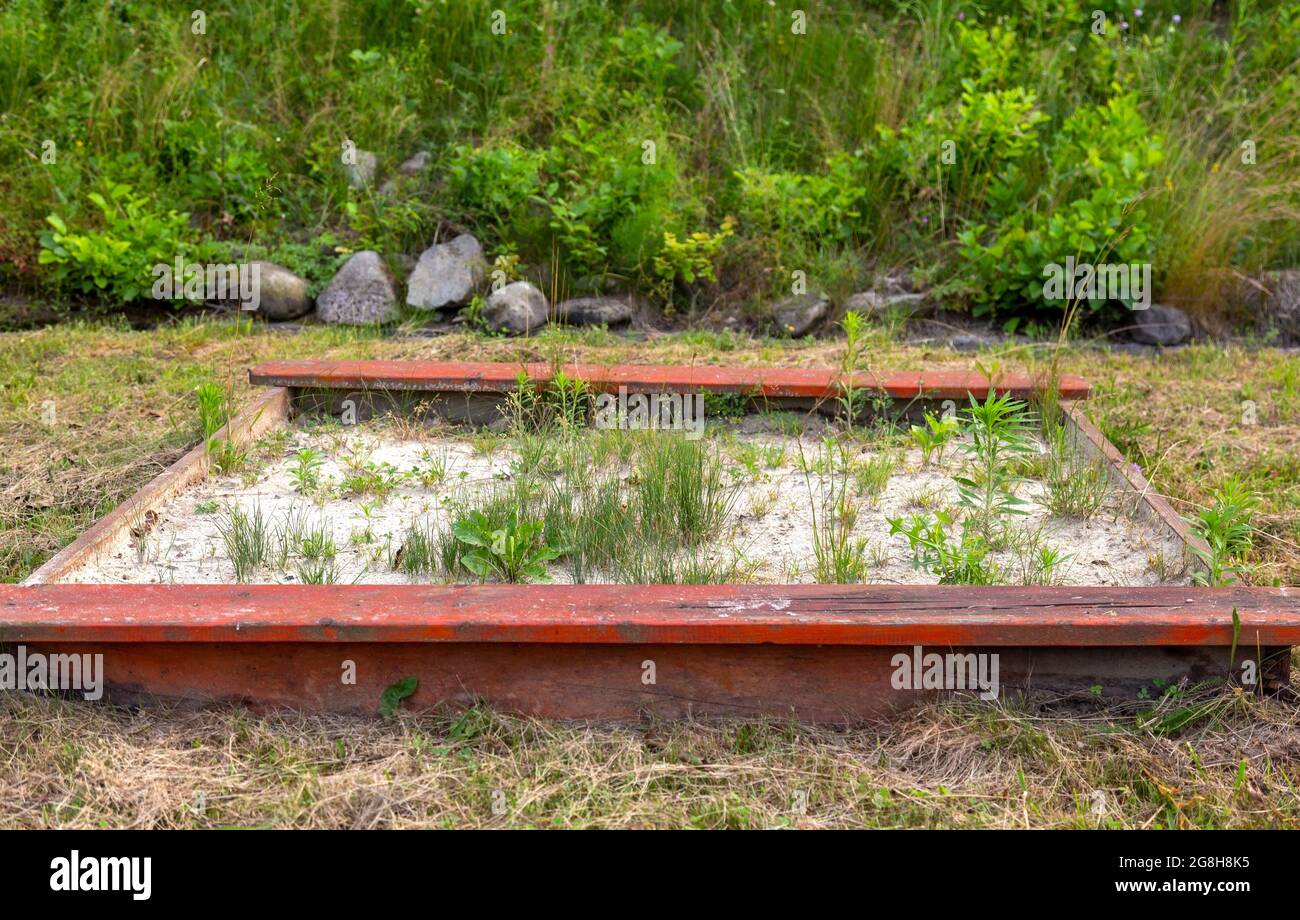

[1064,402,1213,570]
[3,583,1297,645]
[23,387,292,585]
[40,640,1283,719]
[248,360,1092,401]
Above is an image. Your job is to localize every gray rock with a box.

[315,251,399,325]
[771,294,829,337]
[843,289,928,318]
[344,149,378,188]
[1129,303,1192,346]
[950,333,988,353]
[397,151,431,176]
[406,234,487,310]
[1244,269,1300,345]
[483,281,548,335]
[249,262,312,320]
[556,295,638,326]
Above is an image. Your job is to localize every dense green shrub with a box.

[2,0,1296,323]
[38,183,191,303]
[957,94,1163,318]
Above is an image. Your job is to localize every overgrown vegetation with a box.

[4,1,1297,325]
[2,322,1298,829]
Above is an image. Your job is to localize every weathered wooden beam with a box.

[10,640,1287,719]
[3,584,1296,646]
[24,387,292,585]
[248,360,1092,401]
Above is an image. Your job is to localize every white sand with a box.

[67,419,1191,587]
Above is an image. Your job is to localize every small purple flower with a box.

[1172,14,1181,24]
[1134,7,1143,16]
[1120,20,1129,29]
[957,11,965,20]
[922,216,930,224]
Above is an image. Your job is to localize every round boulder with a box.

[555,295,638,326]
[315,251,399,325]
[484,282,549,336]
[1129,304,1192,346]
[771,294,829,337]
[250,262,312,321]
[406,234,487,311]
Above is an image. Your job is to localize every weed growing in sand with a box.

[909,411,960,466]
[289,448,325,494]
[414,450,448,488]
[835,311,869,432]
[341,459,407,502]
[888,511,999,586]
[505,370,592,433]
[956,391,1036,538]
[216,504,273,582]
[452,512,566,583]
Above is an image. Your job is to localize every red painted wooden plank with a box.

[40,641,1279,719]
[248,361,1092,401]
[3,584,1295,646]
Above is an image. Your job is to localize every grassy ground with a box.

[1,318,1299,827]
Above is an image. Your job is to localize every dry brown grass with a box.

[1,318,1299,828]
[3,689,1296,829]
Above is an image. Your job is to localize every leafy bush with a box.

[38,183,191,304]
[734,154,869,244]
[653,218,735,289]
[957,94,1164,318]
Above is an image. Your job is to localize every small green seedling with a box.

[909,411,960,465]
[452,511,566,583]
[289,448,325,493]
[379,677,418,717]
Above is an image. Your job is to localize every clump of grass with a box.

[800,437,871,584]
[1041,424,1111,519]
[1016,542,1070,586]
[851,453,895,502]
[216,504,273,582]
[634,434,738,547]
[393,516,456,582]
[299,523,336,561]
[296,557,339,584]
[613,536,752,585]
[195,382,246,473]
